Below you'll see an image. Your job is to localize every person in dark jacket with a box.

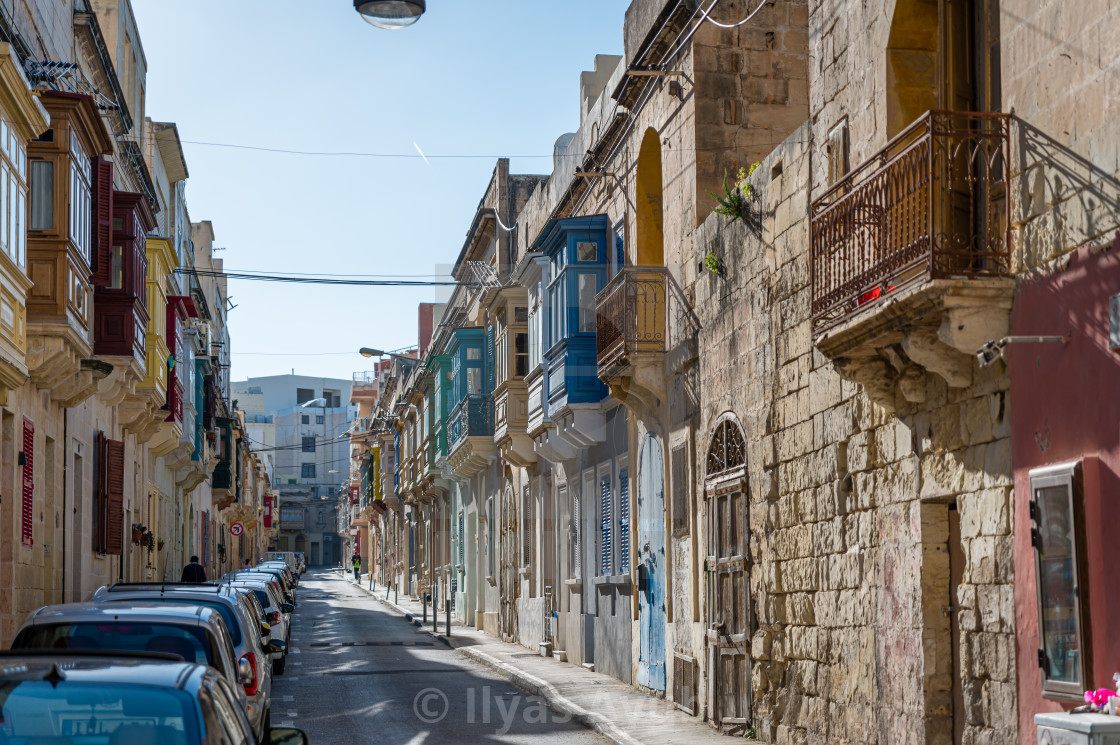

[181,556,206,583]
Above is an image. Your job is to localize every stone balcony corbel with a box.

[51,358,113,408]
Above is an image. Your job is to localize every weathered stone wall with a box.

[689,120,1017,743]
[1002,0,1120,270]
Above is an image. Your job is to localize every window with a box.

[618,469,630,569]
[28,160,52,230]
[296,388,314,405]
[514,332,528,376]
[0,118,27,266]
[109,245,123,288]
[827,118,850,187]
[1030,461,1087,698]
[301,463,315,479]
[487,498,495,577]
[466,367,481,395]
[69,132,91,262]
[578,273,597,333]
[323,390,341,408]
[466,347,481,361]
[302,437,316,453]
[577,241,598,262]
[316,415,324,425]
[301,415,309,425]
[671,443,691,536]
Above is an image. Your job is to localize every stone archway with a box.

[636,128,664,266]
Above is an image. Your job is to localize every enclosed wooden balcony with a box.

[447,394,494,476]
[595,266,697,415]
[809,110,1016,403]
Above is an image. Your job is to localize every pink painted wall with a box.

[1010,240,1120,745]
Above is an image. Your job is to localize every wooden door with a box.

[950,504,965,744]
[708,479,750,732]
[500,488,519,641]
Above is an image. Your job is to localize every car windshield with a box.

[0,680,199,745]
[14,624,218,671]
[98,599,242,647]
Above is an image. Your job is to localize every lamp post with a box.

[353,0,425,29]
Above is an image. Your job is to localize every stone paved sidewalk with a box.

[336,570,757,745]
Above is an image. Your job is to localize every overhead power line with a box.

[177,268,459,287]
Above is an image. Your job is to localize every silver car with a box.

[90,583,282,740]
[11,602,255,737]
[225,578,292,675]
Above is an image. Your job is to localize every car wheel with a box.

[273,656,286,675]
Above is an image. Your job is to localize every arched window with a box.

[706,416,746,477]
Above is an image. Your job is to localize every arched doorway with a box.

[636,128,664,266]
[637,433,666,691]
[704,414,750,734]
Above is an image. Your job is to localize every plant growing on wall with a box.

[703,250,721,275]
[710,163,760,220]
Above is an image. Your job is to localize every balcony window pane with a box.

[71,155,91,262]
[29,160,52,231]
[577,241,597,262]
[466,347,481,361]
[578,273,597,333]
[110,246,123,289]
[467,367,481,395]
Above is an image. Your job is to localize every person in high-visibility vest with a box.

[352,553,361,582]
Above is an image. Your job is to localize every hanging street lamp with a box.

[353,0,425,29]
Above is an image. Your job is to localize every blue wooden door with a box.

[637,434,666,691]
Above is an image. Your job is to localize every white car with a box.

[226,577,293,675]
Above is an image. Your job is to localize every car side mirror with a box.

[267,639,287,655]
[259,622,271,638]
[281,603,295,614]
[238,658,253,686]
[270,727,310,745]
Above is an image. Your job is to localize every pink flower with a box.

[1084,689,1117,708]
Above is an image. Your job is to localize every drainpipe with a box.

[61,408,68,602]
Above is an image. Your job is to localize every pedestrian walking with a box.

[351,553,361,582]
[242,558,252,570]
[181,556,206,583]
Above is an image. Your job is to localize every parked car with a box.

[265,551,301,575]
[226,579,292,674]
[0,651,310,745]
[90,583,282,740]
[10,603,254,734]
[237,568,295,602]
[257,561,297,587]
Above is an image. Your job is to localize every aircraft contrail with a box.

[413,142,431,167]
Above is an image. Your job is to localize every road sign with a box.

[230,522,244,536]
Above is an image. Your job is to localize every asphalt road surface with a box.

[271,568,609,745]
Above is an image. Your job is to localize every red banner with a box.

[263,494,273,528]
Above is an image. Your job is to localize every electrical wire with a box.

[693,0,773,29]
[176,268,459,287]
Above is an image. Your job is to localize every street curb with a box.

[455,646,644,745]
[335,572,647,745]
[342,575,643,745]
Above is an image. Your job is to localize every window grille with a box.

[600,478,612,575]
[618,471,630,569]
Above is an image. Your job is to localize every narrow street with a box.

[272,569,610,744]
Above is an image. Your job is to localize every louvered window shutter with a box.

[90,158,113,284]
[600,478,612,575]
[618,471,630,569]
[572,492,582,575]
[20,418,33,546]
[105,438,125,555]
[486,326,495,392]
[458,511,464,565]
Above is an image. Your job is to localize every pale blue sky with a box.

[131,0,628,382]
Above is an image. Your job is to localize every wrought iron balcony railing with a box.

[449,394,493,450]
[595,266,697,372]
[810,110,1012,334]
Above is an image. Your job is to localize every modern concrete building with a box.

[232,374,353,565]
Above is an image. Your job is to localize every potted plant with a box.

[131,524,145,544]
[157,537,166,552]
[144,532,155,552]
